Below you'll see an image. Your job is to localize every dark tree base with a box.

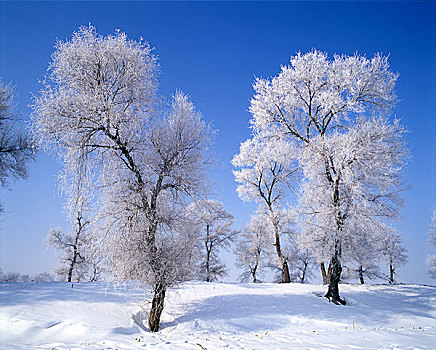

[148,283,166,332]
[324,255,346,305]
[325,292,346,305]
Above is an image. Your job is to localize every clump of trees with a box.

[233,50,409,304]
[0,270,54,282]
[32,25,212,332]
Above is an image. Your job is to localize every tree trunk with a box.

[327,260,332,284]
[358,265,365,284]
[282,260,291,283]
[325,254,346,305]
[323,158,345,305]
[146,212,166,332]
[205,225,211,282]
[252,262,258,283]
[389,263,395,284]
[148,282,166,332]
[67,211,86,283]
[300,261,308,283]
[320,262,327,285]
[272,219,290,283]
[67,262,74,283]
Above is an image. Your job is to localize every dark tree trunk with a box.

[358,265,365,284]
[148,282,166,332]
[205,225,211,282]
[67,212,85,283]
[251,262,258,283]
[320,262,327,285]
[327,260,332,284]
[325,254,346,305]
[300,261,308,283]
[67,246,78,283]
[389,263,395,284]
[272,219,290,283]
[146,211,165,332]
[282,260,291,283]
[323,147,346,305]
[67,263,74,283]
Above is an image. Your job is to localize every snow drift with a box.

[0,282,435,349]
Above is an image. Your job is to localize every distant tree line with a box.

[0,270,54,283]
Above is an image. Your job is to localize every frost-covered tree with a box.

[286,239,317,283]
[427,208,436,278]
[31,25,211,332]
[235,213,271,283]
[247,50,406,304]
[298,117,407,302]
[380,229,408,284]
[47,210,100,282]
[186,200,237,282]
[233,136,296,282]
[0,80,35,208]
[338,223,384,284]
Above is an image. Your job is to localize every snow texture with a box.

[1,281,435,349]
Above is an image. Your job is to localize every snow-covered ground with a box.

[0,281,435,349]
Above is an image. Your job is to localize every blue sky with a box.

[0,1,435,284]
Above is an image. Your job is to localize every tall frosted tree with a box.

[186,199,237,282]
[32,25,211,332]
[246,50,406,304]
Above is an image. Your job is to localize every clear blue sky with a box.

[0,1,435,284]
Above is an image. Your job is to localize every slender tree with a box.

[186,200,237,282]
[233,136,296,282]
[32,25,211,332]
[379,229,408,284]
[235,213,271,283]
[47,208,101,282]
[286,240,317,283]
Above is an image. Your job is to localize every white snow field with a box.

[0,282,435,349]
